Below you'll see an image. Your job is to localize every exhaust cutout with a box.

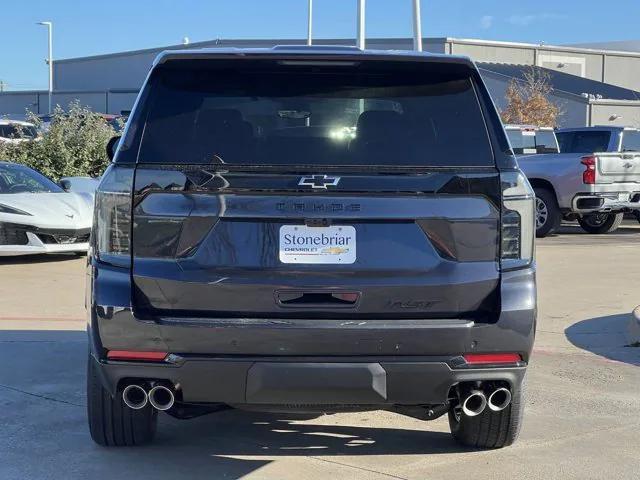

[488,387,512,412]
[462,390,487,417]
[148,385,175,411]
[122,384,148,410]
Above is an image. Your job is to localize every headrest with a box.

[355,110,403,138]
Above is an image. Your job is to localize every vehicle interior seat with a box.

[349,110,408,162]
[192,108,255,163]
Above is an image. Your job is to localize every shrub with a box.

[0,101,117,180]
[501,67,562,127]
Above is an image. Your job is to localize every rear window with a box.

[506,128,559,155]
[506,129,536,154]
[556,130,611,153]
[621,130,640,152]
[535,131,559,153]
[134,59,494,167]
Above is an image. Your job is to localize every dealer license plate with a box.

[279,225,356,264]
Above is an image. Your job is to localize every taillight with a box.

[581,155,596,184]
[94,164,133,267]
[500,172,535,270]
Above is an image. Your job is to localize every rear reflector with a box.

[107,351,168,362]
[463,353,522,365]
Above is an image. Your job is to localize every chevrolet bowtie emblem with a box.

[298,175,341,189]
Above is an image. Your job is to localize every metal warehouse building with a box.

[2,36,640,127]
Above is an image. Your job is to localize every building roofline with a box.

[54,37,427,64]
[54,36,640,65]
[587,98,640,106]
[443,37,640,58]
[477,66,591,103]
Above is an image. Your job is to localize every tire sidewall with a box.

[533,188,560,238]
[578,212,623,234]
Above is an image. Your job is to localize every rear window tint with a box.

[506,129,536,154]
[556,131,611,153]
[134,60,494,167]
[535,131,559,153]
[621,131,640,152]
[506,129,558,154]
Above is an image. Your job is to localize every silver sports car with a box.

[0,162,93,256]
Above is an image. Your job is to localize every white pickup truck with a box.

[515,126,640,236]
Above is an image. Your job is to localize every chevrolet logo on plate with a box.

[298,175,341,189]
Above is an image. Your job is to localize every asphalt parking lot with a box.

[1,223,639,480]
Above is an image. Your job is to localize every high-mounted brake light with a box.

[107,351,168,362]
[581,155,596,185]
[463,353,522,365]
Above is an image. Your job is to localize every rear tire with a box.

[87,353,157,446]
[577,212,623,234]
[448,381,525,449]
[533,188,561,238]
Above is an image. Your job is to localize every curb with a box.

[628,305,640,345]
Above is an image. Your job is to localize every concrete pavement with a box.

[1,224,639,480]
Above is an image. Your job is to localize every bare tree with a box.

[501,67,561,127]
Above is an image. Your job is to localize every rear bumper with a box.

[92,353,526,406]
[572,191,640,213]
[87,262,536,406]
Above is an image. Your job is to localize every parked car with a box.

[87,46,536,449]
[517,126,640,236]
[59,176,100,197]
[505,124,559,155]
[37,112,124,133]
[0,162,93,256]
[0,120,38,144]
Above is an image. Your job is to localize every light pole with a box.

[37,21,53,114]
[412,0,423,51]
[307,0,313,46]
[357,0,365,49]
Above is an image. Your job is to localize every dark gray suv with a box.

[87,46,536,449]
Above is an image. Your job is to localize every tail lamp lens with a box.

[94,165,133,267]
[581,155,596,185]
[500,172,535,270]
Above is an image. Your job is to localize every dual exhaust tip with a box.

[122,383,175,411]
[461,387,512,417]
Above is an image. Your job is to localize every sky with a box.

[1,0,638,91]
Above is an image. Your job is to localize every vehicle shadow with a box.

[0,330,472,480]
[565,313,640,366]
[98,412,468,479]
[155,410,465,455]
[554,222,640,236]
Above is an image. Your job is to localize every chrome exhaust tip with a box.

[488,387,512,412]
[148,384,175,411]
[122,384,148,410]
[462,390,487,417]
